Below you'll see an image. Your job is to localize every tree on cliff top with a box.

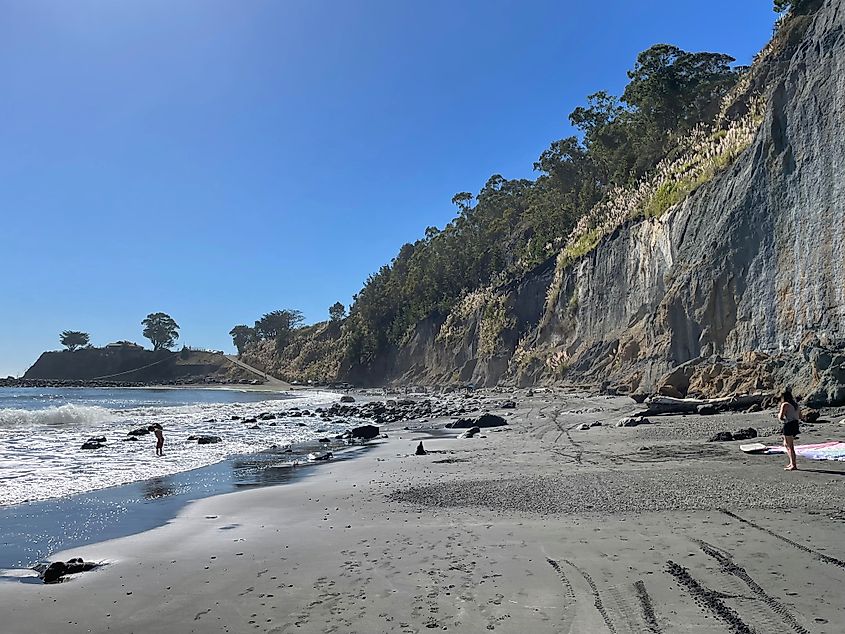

[142,313,180,350]
[229,325,257,355]
[60,330,89,351]
[329,302,346,322]
[255,309,304,349]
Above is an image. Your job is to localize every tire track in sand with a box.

[562,559,617,633]
[633,580,661,633]
[695,539,809,634]
[665,561,756,634]
[545,558,577,633]
[720,509,845,569]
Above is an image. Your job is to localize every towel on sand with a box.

[761,441,845,461]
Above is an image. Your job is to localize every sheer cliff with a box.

[354,0,844,404]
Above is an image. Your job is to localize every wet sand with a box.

[3,390,845,633]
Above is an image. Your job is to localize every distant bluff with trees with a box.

[23,313,253,384]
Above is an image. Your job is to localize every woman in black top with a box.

[778,390,800,471]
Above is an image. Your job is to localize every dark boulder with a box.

[190,435,221,444]
[446,413,507,429]
[732,427,758,441]
[459,426,481,439]
[127,427,150,436]
[630,393,649,404]
[415,441,427,455]
[81,437,105,449]
[42,561,67,584]
[696,405,718,415]
[41,558,99,584]
[350,425,380,440]
[804,409,821,424]
[500,400,517,409]
[259,412,276,420]
[340,395,355,403]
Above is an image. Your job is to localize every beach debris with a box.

[446,413,507,429]
[459,426,481,439]
[39,558,100,584]
[340,395,356,403]
[80,437,106,449]
[642,394,768,416]
[308,451,333,461]
[709,431,734,442]
[616,416,649,427]
[415,441,427,455]
[188,435,222,444]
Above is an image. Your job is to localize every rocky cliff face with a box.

[358,0,845,405]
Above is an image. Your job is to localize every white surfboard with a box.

[740,442,768,453]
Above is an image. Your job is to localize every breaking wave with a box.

[0,404,116,428]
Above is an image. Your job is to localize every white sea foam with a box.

[0,404,115,428]
[0,390,348,506]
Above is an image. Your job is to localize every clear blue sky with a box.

[0,0,777,376]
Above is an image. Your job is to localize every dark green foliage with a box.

[254,309,304,349]
[142,313,179,351]
[329,302,346,322]
[569,46,740,183]
[229,325,257,355]
[774,0,792,12]
[60,330,89,351]
[342,42,743,369]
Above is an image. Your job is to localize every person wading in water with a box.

[778,390,801,471]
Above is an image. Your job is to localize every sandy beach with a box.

[3,390,845,633]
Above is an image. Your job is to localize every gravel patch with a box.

[392,466,845,514]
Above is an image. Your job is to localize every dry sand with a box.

[3,391,845,633]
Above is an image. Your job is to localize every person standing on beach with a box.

[151,423,165,456]
[778,390,800,471]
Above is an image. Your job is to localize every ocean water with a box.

[0,387,349,506]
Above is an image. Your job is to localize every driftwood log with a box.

[641,393,770,417]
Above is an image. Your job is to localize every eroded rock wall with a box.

[367,1,845,401]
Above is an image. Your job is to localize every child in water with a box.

[150,423,164,456]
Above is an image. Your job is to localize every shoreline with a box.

[3,391,845,633]
[0,435,381,571]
